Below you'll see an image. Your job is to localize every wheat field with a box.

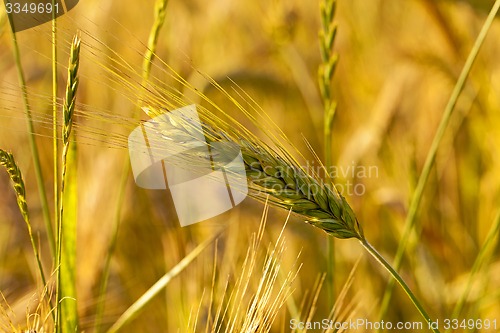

[0,0,500,332]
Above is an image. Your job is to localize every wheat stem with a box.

[318,0,339,305]
[7,10,55,260]
[52,0,60,265]
[379,0,500,321]
[360,238,440,333]
[55,34,81,333]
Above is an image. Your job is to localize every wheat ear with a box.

[58,34,80,223]
[0,150,29,222]
[0,149,47,287]
[143,107,363,240]
[241,140,362,240]
[62,35,80,146]
[318,0,338,133]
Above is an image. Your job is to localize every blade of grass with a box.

[378,0,500,322]
[106,230,221,333]
[7,6,55,259]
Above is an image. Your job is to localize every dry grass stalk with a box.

[189,206,298,333]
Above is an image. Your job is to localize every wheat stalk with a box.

[240,138,439,330]
[55,33,81,333]
[58,33,81,225]
[52,0,60,265]
[318,0,339,304]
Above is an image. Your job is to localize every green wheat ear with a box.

[62,34,81,144]
[142,105,363,240]
[240,140,363,240]
[0,149,29,221]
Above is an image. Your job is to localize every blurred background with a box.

[1,0,500,331]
